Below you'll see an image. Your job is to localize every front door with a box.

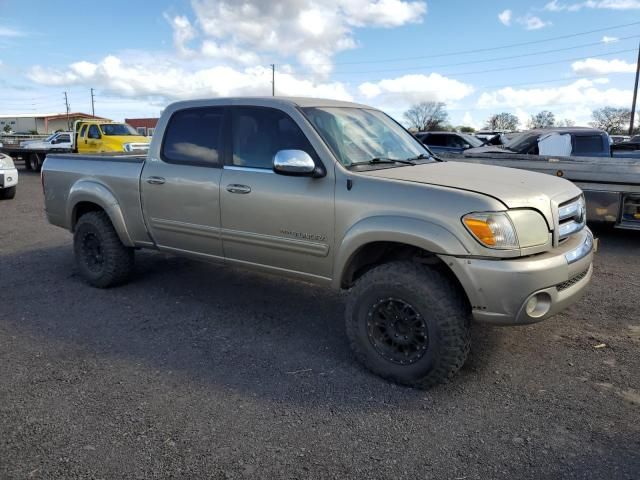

[84,124,101,153]
[141,107,226,259]
[220,106,334,281]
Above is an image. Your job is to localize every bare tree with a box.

[590,107,631,134]
[403,102,449,131]
[556,118,575,127]
[485,112,519,131]
[528,110,556,129]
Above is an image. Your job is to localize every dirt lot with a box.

[1,171,639,479]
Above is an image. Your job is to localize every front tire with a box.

[73,211,134,288]
[0,186,16,199]
[345,261,471,389]
[28,153,44,172]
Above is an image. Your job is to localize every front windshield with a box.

[460,133,483,147]
[302,107,431,167]
[503,132,539,153]
[100,123,138,136]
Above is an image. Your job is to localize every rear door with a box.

[219,106,334,280]
[140,106,226,259]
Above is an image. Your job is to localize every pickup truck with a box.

[466,127,640,159]
[42,97,595,388]
[20,131,73,151]
[415,131,484,154]
[448,127,640,230]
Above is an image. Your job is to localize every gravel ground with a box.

[1,171,639,479]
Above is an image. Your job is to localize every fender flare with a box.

[333,215,469,288]
[66,180,135,247]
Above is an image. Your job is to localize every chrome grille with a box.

[556,268,589,291]
[557,195,586,241]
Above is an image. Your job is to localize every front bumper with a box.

[0,168,19,188]
[440,228,594,325]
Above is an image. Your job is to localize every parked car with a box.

[0,152,18,199]
[415,131,483,154]
[42,97,594,388]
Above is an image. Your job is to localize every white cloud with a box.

[0,25,25,37]
[165,14,196,56]
[172,0,427,75]
[358,73,474,105]
[477,79,633,111]
[517,15,551,30]
[544,0,640,10]
[571,58,636,75]
[601,35,619,43]
[27,54,353,101]
[498,9,513,26]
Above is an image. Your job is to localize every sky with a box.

[0,0,639,129]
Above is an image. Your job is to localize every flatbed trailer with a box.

[442,151,640,231]
[0,145,72,172]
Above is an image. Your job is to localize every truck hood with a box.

[363,161,581,223]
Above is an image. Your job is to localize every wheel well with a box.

[341,241,471,310]
[72,202,104,230]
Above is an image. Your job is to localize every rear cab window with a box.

[572,135,605,156]
[161,107,225,167]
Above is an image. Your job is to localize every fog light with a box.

[7,177,12,182]
[525,292,552,318]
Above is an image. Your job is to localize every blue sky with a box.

[0,0,638,128]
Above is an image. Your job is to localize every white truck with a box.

[0,152,18,199]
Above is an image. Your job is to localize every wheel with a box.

[0,186,16,199]
[73,211,135,288]
[345,261,471,389]
[23,156,33,171]
[28,153,43,172]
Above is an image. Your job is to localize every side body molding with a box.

[66,180,135,247]
[333,215,469,288]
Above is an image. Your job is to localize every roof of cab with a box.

[166,96,373,111]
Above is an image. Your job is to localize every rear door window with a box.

[161,107,224,167]
[425,135,447,147]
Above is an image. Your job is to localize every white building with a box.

[0,112,109,134]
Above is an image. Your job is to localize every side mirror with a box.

[273,149,324,177]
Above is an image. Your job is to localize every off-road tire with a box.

[0,186,16,199]
[345,261,471,389]
[73,211,134,288]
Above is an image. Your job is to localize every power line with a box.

[478,71,635,90]
[330,48,637,77]
[294,20,640,67]
[325,34,639,76]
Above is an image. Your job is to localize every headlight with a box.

[463,210,549,250]
[0,154,14,169]
[123,143,132,152]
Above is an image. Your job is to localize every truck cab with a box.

[74,120,150,154]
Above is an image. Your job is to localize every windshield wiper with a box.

[354,157,416,166]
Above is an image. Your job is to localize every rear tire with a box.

[29,153,44,172]
[73,211,134,288]
[0,186,16,199]
[345,261,471,389]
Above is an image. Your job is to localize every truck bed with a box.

[42,153,150,244]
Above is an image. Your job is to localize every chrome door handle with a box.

[226,184,251,194]
[146,176,166,185]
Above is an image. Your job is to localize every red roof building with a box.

[125,118,159,137]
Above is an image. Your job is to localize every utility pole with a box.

[271,64,275,96]
[90,88,96,116]
[630,41,640,136]
[64,91,70,130]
